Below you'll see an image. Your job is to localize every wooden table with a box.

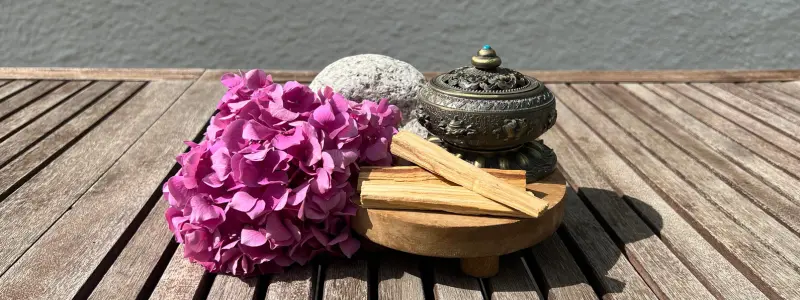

[0,68,798,300]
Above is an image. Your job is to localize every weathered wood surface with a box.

[693,83,800,141]
[149,246,208,300]
[207,275,258,300]
[266,265,315,300]
[0,80,35,101]
[664,83,800,176]
[0,81,119,167]
[550,85,798,299]
[0,80,90,139]
[0,70,798,300]
[378,252,425,300]
[322,260,369,300]
[0,67,204,80]
[203,69,800,83]
[489,255,543,300]
[0,80,63,120]
[529,235,598,300]
[433,259,484,300]
[741,82,800,115]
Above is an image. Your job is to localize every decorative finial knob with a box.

[472,44,502,70]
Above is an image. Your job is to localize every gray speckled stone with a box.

[310,54,425,123]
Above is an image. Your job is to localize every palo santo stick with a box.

[390,130,549,218]
[358,166,526,188]
[357,182,530,218]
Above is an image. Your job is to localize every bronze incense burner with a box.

[417,45,557,181]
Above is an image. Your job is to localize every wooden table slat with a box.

[205,69,800,84]
[0,68,205,80]
[88,199,175,299]
[0,81,191,299]
[207,275,258,300]
[603,84,800,230]
[489,255,543,300]
[0,82,137,197]
[529,235,598,300]
[545,124,768,300]
[551,89,799,299]
[0,80,63,120]
[569,84,800,266]
[716,83,800,125]
[149,246,208,300]
[0,76,215,299]
[0,80,8,87]
[322,259,368,300]
[378,252,425,300]
[692,83,800,141]
[266,264,315,300]
[741,82,800,115]
[0,80,91,140]
[433,259,483,300]
[545,104,714,299]
[558,188,658,299]
[0,81,118,167]
[0,80,35,101]
[664,83,800,175]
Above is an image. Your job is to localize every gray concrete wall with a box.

[1,0,798,71]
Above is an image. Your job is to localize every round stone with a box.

[310,54,425,124]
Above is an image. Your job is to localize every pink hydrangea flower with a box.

[163,70,401,276]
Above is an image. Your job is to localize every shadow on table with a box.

[488,187,663,299]
[318,187,664,299]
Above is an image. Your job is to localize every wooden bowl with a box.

[352,169,566,277]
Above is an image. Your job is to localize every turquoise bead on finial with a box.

[483,44,491,50]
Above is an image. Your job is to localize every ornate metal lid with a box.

[429,45,546,100]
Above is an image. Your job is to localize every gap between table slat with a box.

[0,81,120,170]
[548,118,714,299]
[550,86,798,299]
[527,233,598,300]
[0,80,64,121]
[740,82,800,115]
[562,83,800,269]
[0,80,36,102]
[377,252,425,300]
[0,80,91,141]
[692,83,800,142]
[488,254,543,300]
[715,83,800,125]
[149,246,210,300]
[0,80,192,299]
[611,84,800,226]
[663,83,800,177]
[432,259,483,300]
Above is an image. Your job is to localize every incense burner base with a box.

[427,136,557,183]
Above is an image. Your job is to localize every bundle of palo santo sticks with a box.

[355,131,550,218]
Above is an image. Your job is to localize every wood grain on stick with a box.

[358,167,527,218]
[390,131,548,217]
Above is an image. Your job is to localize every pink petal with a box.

[288,182,310,206]
[210,148,231,180]
[245,69,268,90]
[243,120,277,140]
[202,173,225,188]
[339,238,360,258]
[190,196,226,229]
[311,171,331,195]
[230,191,257,212]
[241,227,268,247]
[222,119,247,152]
[246,199,267,220]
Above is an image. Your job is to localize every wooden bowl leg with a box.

[460,256,499,278]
